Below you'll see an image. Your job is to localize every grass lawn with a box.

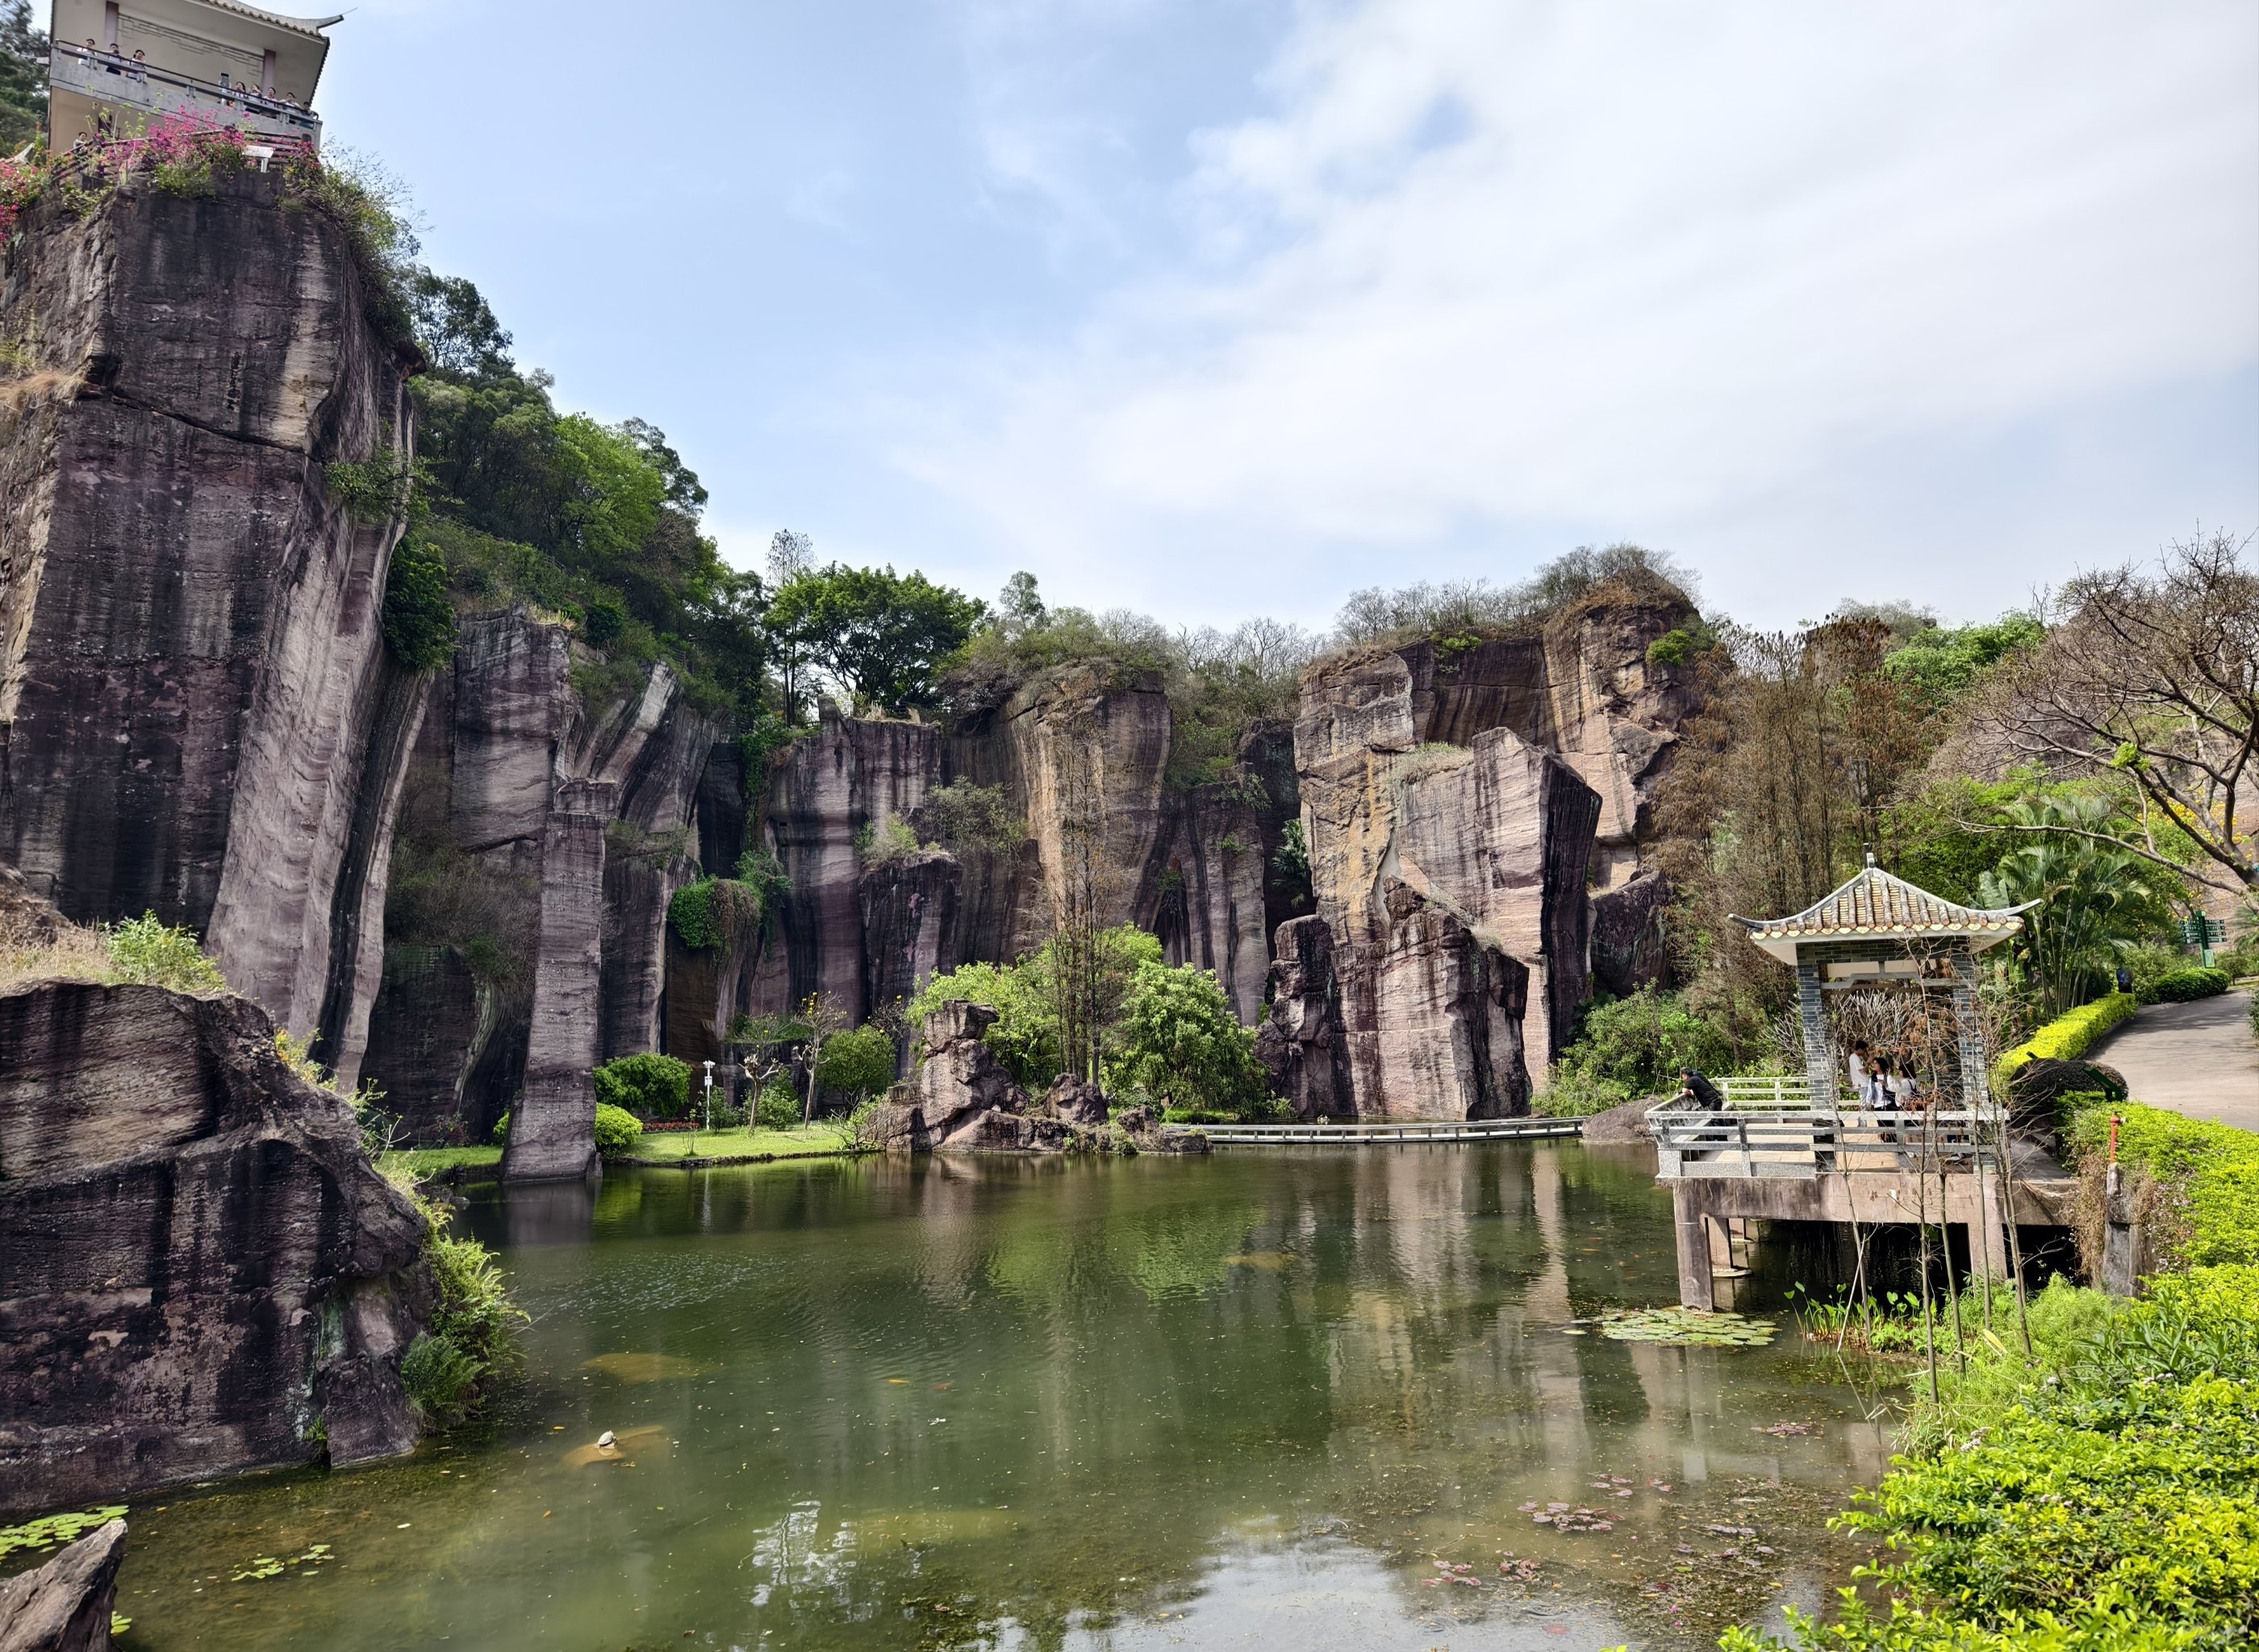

[378,1124,848,1180]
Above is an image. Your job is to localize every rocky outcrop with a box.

[502,779,612,1182]
[1268,582,1693,1119]
[911,1000,1028,1139]
[1254,916,1355,1119]
[0,981,431,1515]
[0,1517,125,1652]
[1147,778,1271,1024]
[1006,665,1173,933]
[1045,1074,1109,1127]
[0,168,425,1072]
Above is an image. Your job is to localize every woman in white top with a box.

[1845,1041,1871,1106]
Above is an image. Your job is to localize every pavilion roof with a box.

[1731,862,2032,963]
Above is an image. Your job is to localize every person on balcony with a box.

[82,39,100,71]
[1845,1040,1871,1105]
[103,42,123,74]
[1672,1066,1726,1112]
[130,49,148,86]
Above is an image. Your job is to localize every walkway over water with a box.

[1200,1116,1585,1145]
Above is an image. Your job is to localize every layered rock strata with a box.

[1267,582,1691,1119]
[0,980,431,1515]
[0,168,424,1066]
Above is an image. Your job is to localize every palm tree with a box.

[1977,795,2181,1018]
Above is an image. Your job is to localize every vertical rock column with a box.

[503,778,615,1182]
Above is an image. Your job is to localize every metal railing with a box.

[1198,1116,1585,1145]
[51,43,320,140]
[1647,1104,2002,1180]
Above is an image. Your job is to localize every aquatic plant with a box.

[1589,1308,1777,1347]
[0,1506,125,1562]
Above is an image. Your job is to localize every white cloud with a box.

[891,0,2259,624]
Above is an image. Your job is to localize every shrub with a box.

[668,877,721,949]
[592,1103,644,1157]
[2067,1099,2259,1268]
[1544,987,1735,1108]
[816,1026,896,1101]
[1645,628,1693,666]
[754,1080,801,1130]
[855,815,923,868]
[102,912,226,994]
[491,1109,511,1145]
[1106,961,1269,1117]
[593,1053,691,1120]
[2140,966,2229,1004]
[581,594,626,646]
[382,540,457,672]
[1992,991,2136,1089]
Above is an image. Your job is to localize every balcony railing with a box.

[50,42,319,144]
[1648,1103,2004,1181]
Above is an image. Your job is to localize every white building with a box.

[46,0,335,150]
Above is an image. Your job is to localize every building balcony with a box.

[50,42,319,148]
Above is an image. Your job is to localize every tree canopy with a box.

[764,563,985,716]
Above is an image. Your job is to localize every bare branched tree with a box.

[799,989,848,1123]
[1972,530,2257,894]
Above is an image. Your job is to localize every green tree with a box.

[382,540,457,672]
[1549,987,1737,1110]
[816,1025,896,1101]
[1884,611,2046,715]
[764,563,985,715]
[1976,795,2184,1017]
[0,2,45,152]
[593,1053,692,1120]
[1106,961,1267,1116]
[908,925,1165,1089]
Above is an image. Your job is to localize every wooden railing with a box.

[1648,1105,2002,1180]
[1718,1074,1818,1108]
[1198,1116,1585,1145]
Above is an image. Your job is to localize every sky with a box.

[315,1,2259,634]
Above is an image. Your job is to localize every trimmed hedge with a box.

[592,1103,644,1157]
[2140,966,2230,1004]
[1992,992,2136,1091]
[2067,1099,2259,1268]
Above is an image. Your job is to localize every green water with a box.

[113,1145,1891,1650]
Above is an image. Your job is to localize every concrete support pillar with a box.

[1672,1186,1715,1310]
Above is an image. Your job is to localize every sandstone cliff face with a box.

[1268,585,1691,1119]
[0,169,424,1071]
[361,611,718,1148]
[0,979,431,1515]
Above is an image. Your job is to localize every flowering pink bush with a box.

[0,111,321,243]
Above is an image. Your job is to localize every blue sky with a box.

[318,1,2258,633]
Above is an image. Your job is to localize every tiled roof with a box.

[1733,864,2032,961]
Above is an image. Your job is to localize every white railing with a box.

[1718,1074,1818,1108]
[1199,1116,1585,1145]
[52,44,320,143]
[1647,1105,2002,1181]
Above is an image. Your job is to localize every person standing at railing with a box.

[1672,1066,1726,1112]
[130,49,148,86]
[1845,1040,1871,1106]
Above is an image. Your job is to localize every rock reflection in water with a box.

[110,1144,1884,1650]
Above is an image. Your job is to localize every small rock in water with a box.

[595,1431,616,1450]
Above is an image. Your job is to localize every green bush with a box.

[102,912,226,994]
[491,1109,510,1145]
[1993,992,2136,1090]
[816,1026,896,1101]
[1106,960,1269,1117]
[1541,987,1735,1112]
[593,1053,691,1120]
[398,1197,527,1431]
[1644,628,1693,666]
[2140,966,2229,1004]
[592,1103,643,1157]
[667,878,721,950]
[908,925,1164,1088]
[2067,1099,2259,1268]
[381,540,457,672]
[754,1080,802,1129]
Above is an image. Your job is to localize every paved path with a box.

[2086,990,2259,1131]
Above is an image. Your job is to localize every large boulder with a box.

[0,982,432,1516]
[1045,1074,1109,1127]
[0,1517,126,1652]
[911,1001,1029,1138]
[937,1109,1080,1153]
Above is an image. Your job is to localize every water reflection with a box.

[113,1145,1885,1650]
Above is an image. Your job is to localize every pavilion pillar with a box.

[1795,961,1833,1107]
[1948,943,1990,1111]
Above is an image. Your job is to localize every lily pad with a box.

[1596,1308,1777,1347]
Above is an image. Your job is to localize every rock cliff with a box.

[1264,580,1695,1118]
[0,978,431,1515]
[0,168,425,1073]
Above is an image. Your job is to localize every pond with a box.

[111,1144,1891,1650]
